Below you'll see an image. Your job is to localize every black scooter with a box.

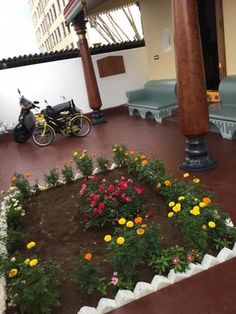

[13,89,40,144]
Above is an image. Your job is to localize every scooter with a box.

[13,89,40,143]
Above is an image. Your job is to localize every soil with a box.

[7,168,183,314]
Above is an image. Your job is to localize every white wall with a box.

[0,47,148,129]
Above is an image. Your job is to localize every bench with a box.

[126,80,177,123]
[209,75,236,139]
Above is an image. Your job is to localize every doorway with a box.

[197,0,224,90]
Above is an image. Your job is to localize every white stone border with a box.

[0,164,236,314]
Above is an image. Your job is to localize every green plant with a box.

[6,229,25,252]
[78,175,147,228]
[96,156,110,172]
[73,150,93,176]
[5,196,25,230]
[112,144,128,167]
[0,254,60,314]
[44,167,59,187]
[62,164,74,183]
[149,246,202,275]
[10,174,31,205]
[72,252,107,295]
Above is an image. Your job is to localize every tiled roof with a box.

[0,39,144,70]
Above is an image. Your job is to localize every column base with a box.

[180,135,216,172]
[91,109,107,125]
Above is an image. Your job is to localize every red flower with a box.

[107,184,115,193]
[98,203,105,211]
[119,181,128,190]
[98,185,105,192]
[79,183,87,196]
[146,210,154,218]
[135,186,144,195]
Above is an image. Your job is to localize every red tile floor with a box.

[0,106,236,313]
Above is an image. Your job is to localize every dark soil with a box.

[8,168,183,314]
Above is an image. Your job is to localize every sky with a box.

[0,0,39,59]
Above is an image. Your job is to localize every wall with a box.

[222,0,236,75]
[0,47,148,129]
[139,0,176,80]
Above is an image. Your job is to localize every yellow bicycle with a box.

[32,100,91,147]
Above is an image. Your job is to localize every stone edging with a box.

[0,164,235,314]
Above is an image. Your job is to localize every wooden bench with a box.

[126,80,177,123]
[209,75,236,139]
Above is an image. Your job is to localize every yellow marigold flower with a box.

[164,180,171,187]
[8,268,18,278]
[202,197,212,205]
[134,157,139,161]
[168,212,174,218]
[134,216,142,224]
[202,224,207,230]
[173,203,181,213]
[26,241,36,249]
[190,206,200,216]
[178,196,185,201]
[116,237,125,245]
[84,253,93,261]
[126,221,134,228]
[24,258,30,265]
[168,201,175,208]
[73,151,78,157]
[118,218,126,225]
[193,178,200,184]
[129,150,135,155]
[183,173,189,178]
[215,214,221,220]
[104,235,112,242]
[141,224,147,229]
[208,221,216,228]
[112,148,117,152]
[29,259,38,267]
[199,202,206,208]
[136,228,145,236]
[156,183,161,189]
[141,159,148,166]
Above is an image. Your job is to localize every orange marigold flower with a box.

[141,159,148,166]
[92,153,96,157]
[134,216,143,224]
[164,180,171,187]
[202,197,211,205]
[10,176,17,184]
[156,183,161,189]
[129,150,135,155]
[24,172,32,177]
[84,253,93,261]
[140,154,146,160]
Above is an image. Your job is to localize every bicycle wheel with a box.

[32,124,54,147]
[70,115,91,137]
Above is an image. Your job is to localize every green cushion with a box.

[219,75,236,106]
[209,103,236,121]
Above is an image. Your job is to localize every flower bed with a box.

[0,144,236,314]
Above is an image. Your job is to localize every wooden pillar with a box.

[73,11,106,125]
[172,0,216,171]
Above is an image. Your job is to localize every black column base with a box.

[180,135,216,172]
[91,109,107,125]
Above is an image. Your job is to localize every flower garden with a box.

[0,144,236,314]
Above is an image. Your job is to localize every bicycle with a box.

[32,99,91,147]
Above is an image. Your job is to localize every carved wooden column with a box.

[73,11,106,125]
[172,0,216,171]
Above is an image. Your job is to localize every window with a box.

[52,4,57,20]
[57,26,62,41]
[57,0,61,14]
[62,22,66,37]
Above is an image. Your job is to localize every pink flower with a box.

[98,203,105,211]
[102,178,107,183]
[111,276,119,285]
[90,194,100,202]
[128,178,133,183]
[135,186,144,194]
[172,256,180,265]
[91,200,97,207]
[187,254,194,262]
[79,184,87,196]
[125,196,132,202]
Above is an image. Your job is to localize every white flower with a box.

[10,257,16,262]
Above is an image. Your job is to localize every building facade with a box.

[28,0,76,52]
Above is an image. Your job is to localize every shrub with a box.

[44,167,59,187]
[62,164,74,183]
[73,150,93,176]
[10,174,31,205]
[96,156,110,173]
[112,144,127,167]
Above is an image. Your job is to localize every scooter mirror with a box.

[17,88,21,95]
[34,101,40,104]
